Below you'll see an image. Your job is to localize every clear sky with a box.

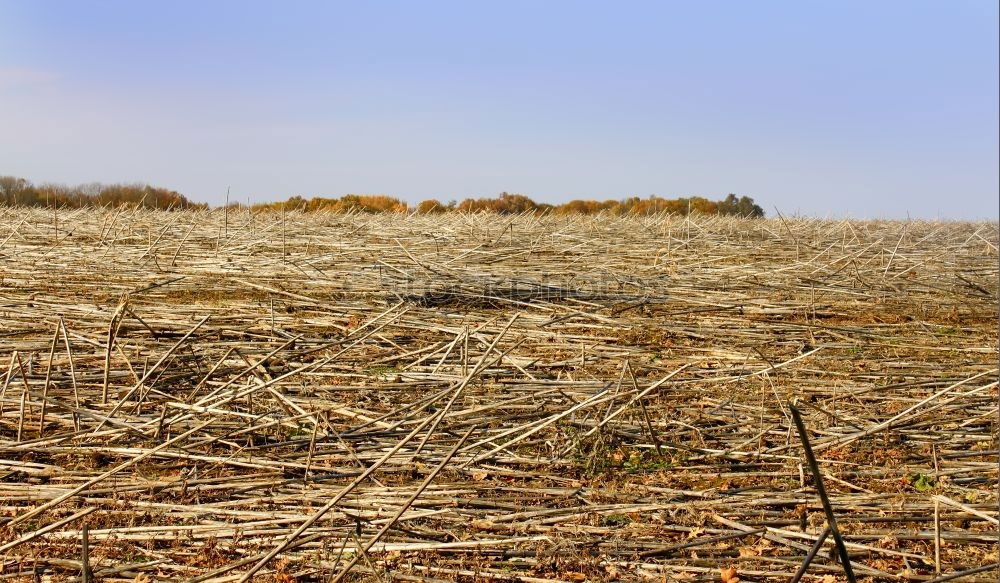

[1,1,997,218]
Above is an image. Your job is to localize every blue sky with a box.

[1,1,997,217]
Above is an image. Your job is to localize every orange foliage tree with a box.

[416,199,448,214]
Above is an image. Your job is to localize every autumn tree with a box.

[417,199,447,214]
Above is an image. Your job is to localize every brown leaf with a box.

[720,566,740,583]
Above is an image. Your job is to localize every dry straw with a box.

[0,206,996,581]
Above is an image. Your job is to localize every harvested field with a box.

[0,207,997,582]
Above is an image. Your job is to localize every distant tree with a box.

[417,199,447,214]
[717,193,764,217]
[735,195,764,217]
[457,192,539,214]
[0,176,28,205]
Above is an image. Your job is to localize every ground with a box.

[0,208,996,582]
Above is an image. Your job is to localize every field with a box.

[0,208,996,582]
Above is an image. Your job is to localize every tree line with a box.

[0,175,206,210]
[1,175,763,217]
[252,192,764,217]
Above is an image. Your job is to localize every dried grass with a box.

[0,207,996,582]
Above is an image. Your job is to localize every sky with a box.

[1,1,997,218]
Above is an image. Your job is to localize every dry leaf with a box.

[565,572,587,582]
[274,558,295,583]
[720,566,740,583]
